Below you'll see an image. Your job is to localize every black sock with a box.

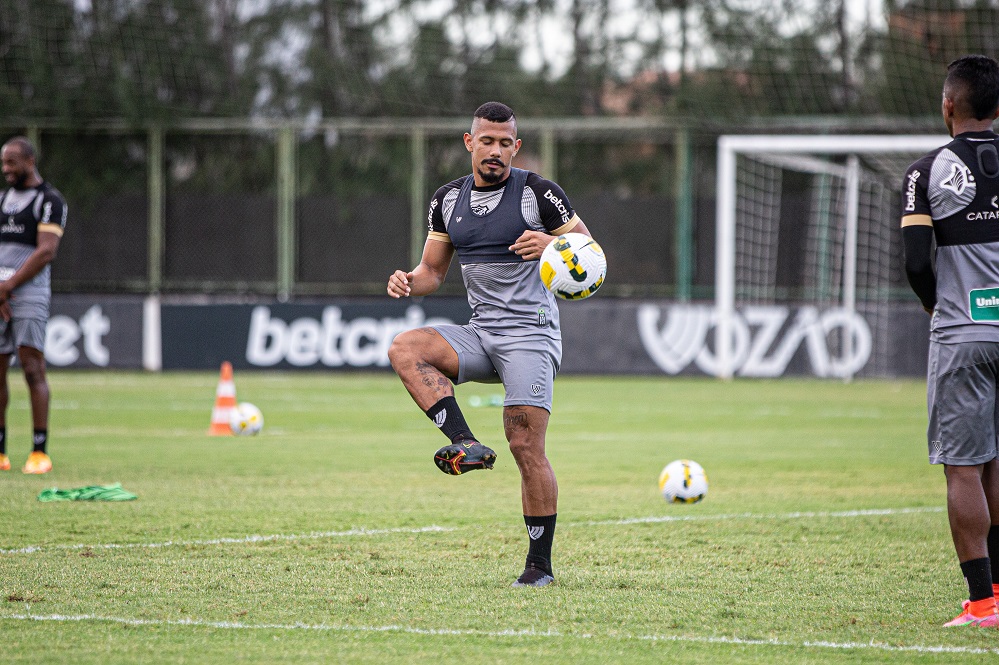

[524,514,557,576]
[425,396,475,444]
[0,427,5,455]
[961,557,994,602]
[989,527,999,584]
[33,429,47,454]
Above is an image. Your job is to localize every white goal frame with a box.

[714,134,949,379]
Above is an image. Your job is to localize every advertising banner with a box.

[47,295,144,368]
[160,299,473,370]
[157,297,931,377]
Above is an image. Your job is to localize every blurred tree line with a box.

[3,0,998,124]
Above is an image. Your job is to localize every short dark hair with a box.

[945,55,999,120]
[2,136,37,161]
[473,102,516,125]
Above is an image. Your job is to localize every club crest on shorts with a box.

[531,384,542,396]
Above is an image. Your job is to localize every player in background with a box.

[902,55,999,627]
[0,137,67,474]
[387,102,594,587]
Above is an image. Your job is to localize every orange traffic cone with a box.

[208,361,237,436]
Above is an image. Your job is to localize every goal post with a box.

[714,134,949,380]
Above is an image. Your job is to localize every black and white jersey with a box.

[0,181,67,296]
[902,130,999,342]
[427,169,580,337]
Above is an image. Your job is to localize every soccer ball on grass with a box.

[539,232,607,300]
[658,459,708,503]
[229,402,264,436]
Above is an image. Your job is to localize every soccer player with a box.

[0,137,67,474]
[902,55,999,627]
[386,102,594,587]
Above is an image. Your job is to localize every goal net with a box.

[714,134,949,380]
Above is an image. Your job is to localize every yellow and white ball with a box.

[658,459,708,503]
[229,402,264,436]
[539,232,607,300]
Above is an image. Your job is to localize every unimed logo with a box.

[637,304,872,378]
[245,305,455,367]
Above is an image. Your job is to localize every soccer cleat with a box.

[943,600,999,627]
[511,563,555,588]
[0,453,9,471]
[434,439,496,475]
[22,451,52,475]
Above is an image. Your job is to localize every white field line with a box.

[2,613,996,656]
[0,506,944,556]
[0,525,456,555]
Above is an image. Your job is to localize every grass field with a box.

[1,371,995,663]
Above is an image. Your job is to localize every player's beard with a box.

[5,171,28,189]
[477,159,506,184]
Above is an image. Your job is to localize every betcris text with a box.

[246,305,455,367]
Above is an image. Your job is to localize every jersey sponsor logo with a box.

[427,198,438,231]
[638,304,872,378]
[40,202,52,224]
[0,267,14,281]
[543,189,571,224]
[966,210,999,221]
[940,162,974,196]
[538,307,547,327]
[905,170,920,212]
[2,218,24,235]
[969,287,999,322]
[527,525,544,540]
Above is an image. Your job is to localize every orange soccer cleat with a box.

[22,451,52,475]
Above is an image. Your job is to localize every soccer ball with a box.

[658,459,708,503]
[539,232,607,300]
[229,402,264,436]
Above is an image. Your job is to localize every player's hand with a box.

[0,282,13,321]
[509,230,551,261]
[387,270,414,298]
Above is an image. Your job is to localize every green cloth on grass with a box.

[37,483,137,502]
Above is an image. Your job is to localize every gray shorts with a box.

[0,317,47,354]
[432,323,561,412]
[927,340,999,465]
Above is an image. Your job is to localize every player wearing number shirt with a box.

[0,137,67,474]
[387,102,596,587]
[902,55,999,627]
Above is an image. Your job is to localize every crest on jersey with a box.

[940,162,974,196]
[930,149,977,219]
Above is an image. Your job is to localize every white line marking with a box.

[0,506,943,556]
[577,506,945,527]
[2,613,995,656]
[0,525,455,555]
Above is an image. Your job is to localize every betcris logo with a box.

[905,170,920,212]
[46,305,111,367]
[427,198,438,232]
[246,305,455,367]
[543,189,571,224]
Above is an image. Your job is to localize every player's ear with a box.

[464,133,474,153]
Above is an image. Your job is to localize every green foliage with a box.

[0,372,991,663]
[3,1,991,123]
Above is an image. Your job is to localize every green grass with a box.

[0,372,993,663]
